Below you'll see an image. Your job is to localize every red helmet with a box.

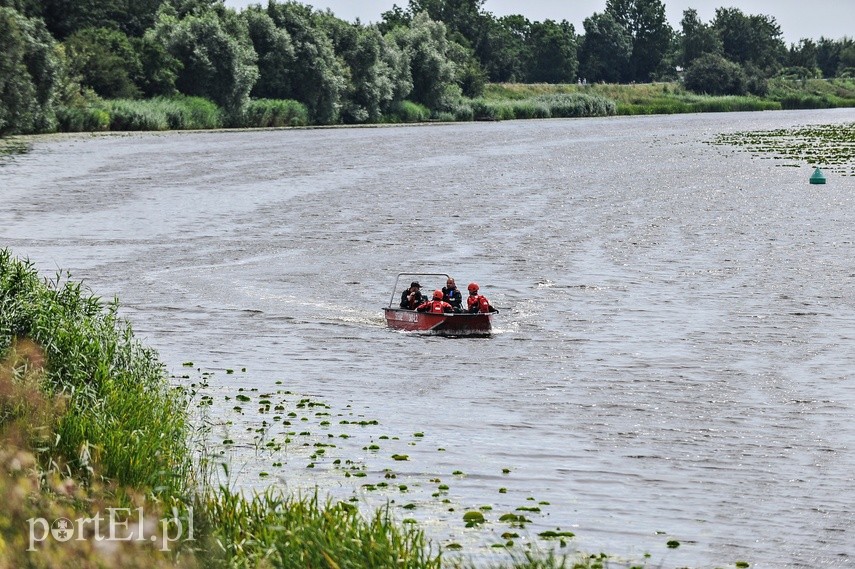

[432,289,444,300]
[468,282,479,293]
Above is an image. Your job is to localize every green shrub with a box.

[450,102,474,121]
[163,95,221,129]
[107,100,168,131]
[536,93,616,117]
[684,54,748,95]
[777,94,834,109]
[385,100,430,123]
[55,106,111,132]
[495,103,515,120]
[241,98,309,128]
[469,99,496,120]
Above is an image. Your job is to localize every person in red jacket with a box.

[417,290,454,314]
[466,282,495,313]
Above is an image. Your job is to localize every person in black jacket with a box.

[442,277,463,312]
[400,281,424,309]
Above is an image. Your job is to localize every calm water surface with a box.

[2,110,854,568]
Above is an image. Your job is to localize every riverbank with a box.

[484,78,855,116]
[2,79,853,140]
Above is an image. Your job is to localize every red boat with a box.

[384,273,496,336]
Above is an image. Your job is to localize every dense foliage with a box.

[0,249,191,494]
[0,0,853,134]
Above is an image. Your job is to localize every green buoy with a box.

[809,167,826,185]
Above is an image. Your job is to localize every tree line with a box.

[2,0,854,135]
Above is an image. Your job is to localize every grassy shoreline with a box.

[2,79,853,140]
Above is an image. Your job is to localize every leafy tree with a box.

[480,14,529,82]
[786,39,818,74]
[386,11,458,110]
[36,0,163,39]
[38,0,120,39]
[319,15,402,122]
[381,0,490,91]
[166,0,224,19]
[64,27,143,99]
[526,19,577,83]
[408,0,488,53]
[0,0,42,18]
[839,38,855,76]
[679,8,721,69]
[712,7,786,74]
[150,7,258,117]
[578,12,632,83]
[243,7,296,100]
[378,4,411,34]
[0,6,59,134]
[816,37,842,78]
[119,0,165,37]
[606,0,672,82]
[132,34,181,97]
[265,1,345,123]
[445,34,485,96]
[683,52,746,95]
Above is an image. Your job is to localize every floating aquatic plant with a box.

[539,530,575,539]
[462,511,485,526]
[711,122,855,175]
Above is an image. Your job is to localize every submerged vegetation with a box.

[3,248,683,567]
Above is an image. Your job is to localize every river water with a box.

[2,109,854,568]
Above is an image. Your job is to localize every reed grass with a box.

[483,80,855,116]
[55,105,111,132]
[107,97,222,131]
[467,93,615,120]
[766,77,855,109]
[55,96,223,132]
[38,77,855,135]
[204,485,442,568]
[239,98,309,128]
[384,100,432,123]
[0,249,192,495]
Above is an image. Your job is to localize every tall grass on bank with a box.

[54,96,310,132]
[106,96,223,131]
[0,249,192,495]
[483,81,785,115]
[56,96,222,132]
[205,485,442,568]
[767,77,855,109]
[617,95,779,114]
[384,100,432,123]
[467,93,616,121]
[238,98,309,127]
[0,339,198,567]
[0,138,31,161]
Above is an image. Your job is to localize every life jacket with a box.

[468,295,491,313]
[443,288,461,305]
[427,300,451,314]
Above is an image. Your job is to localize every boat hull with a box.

[384,308,493,336]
